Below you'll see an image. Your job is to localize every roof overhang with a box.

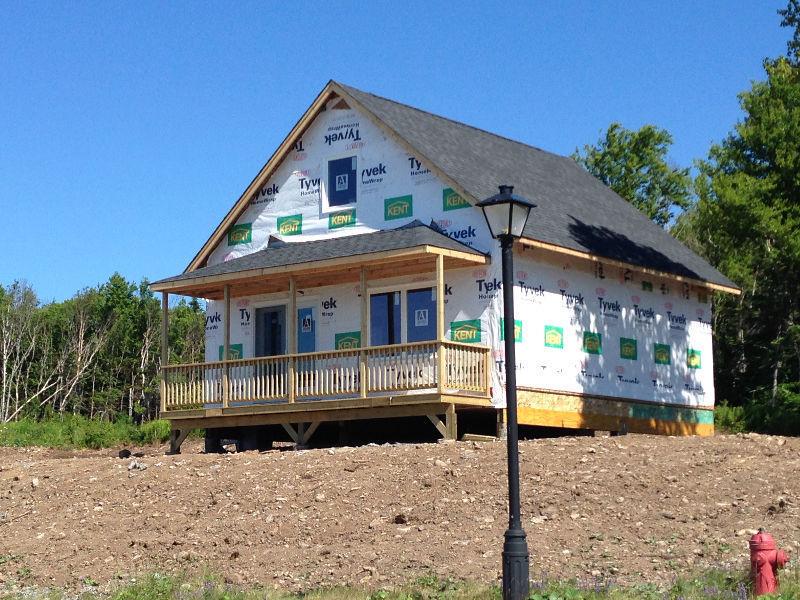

[517,237,741,295]
[152,244,487,300]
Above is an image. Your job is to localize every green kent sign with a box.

[384,195,413,220]
[218,344,244,360]
[654,343,671,365]
[277,214,303,236]
[687,349,702,369]
[335,331,361,350]
[442,187,470,211]
[620,337,638,360]
[227,223,252,246]
[544,325,564,349]
[583,332,602,355]
[329,208,356,229]
[450,319,481,344]
[500,319,522,342]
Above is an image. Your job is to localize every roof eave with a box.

[183,80,341,273]
[152,242,488,296]
[516,235,740,295]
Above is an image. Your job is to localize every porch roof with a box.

[150,221,487,299]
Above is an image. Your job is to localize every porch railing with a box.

[161,340,490,411]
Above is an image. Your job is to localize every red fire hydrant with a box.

[750,529,790,596]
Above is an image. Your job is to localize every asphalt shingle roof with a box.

[153,221,484,286]
[337,82,736,289]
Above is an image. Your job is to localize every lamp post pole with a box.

[476,184,535,600]
[499,232,530,600]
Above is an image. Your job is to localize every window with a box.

[327,156,357,207]
[369,287,437,346]
[370,291,401,346]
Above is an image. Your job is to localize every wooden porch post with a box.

[222,284,231,408]
[160,292,169,414]
[359,266,368,398]
[288,277,296,404]
[436,254,446,393]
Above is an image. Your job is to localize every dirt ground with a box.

[0,432,798,592]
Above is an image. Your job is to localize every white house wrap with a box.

[153,81,738,441]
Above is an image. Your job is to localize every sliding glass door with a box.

[369,287,437,346]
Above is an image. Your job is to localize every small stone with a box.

[434,459,448,468]
[30,478,39,490]
[394,514,408,524]
[530,516,547,524]
[314,493,325,502]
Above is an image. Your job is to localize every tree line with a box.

[0,274,203,423]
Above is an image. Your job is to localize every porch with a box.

[163,340,490,410]
[150,222,494,450]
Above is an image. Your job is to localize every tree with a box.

[169,297,205,365]
[780,0,800,65]
[675,55,800,405]
[0,282,109,421]
[573,123,693,226]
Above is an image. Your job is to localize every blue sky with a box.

[0,1,791,301]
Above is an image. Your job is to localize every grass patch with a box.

[2,568,800,600]
[0,415,171,449]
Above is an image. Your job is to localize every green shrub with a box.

[715,401,747,433]
[0,415,169,449]
[133,419,171,445]
[744,383,800,436]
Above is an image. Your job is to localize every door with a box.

[297,307,316,353]
[255,306,286,357]
[370,291,401,346]
[406,287,437,342]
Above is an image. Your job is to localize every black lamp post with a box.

[477,184,536,600]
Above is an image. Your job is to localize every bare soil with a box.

[0,433,798,591]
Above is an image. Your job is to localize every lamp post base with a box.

[502,526,530,600]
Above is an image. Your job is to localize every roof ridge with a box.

[334,80,571,164]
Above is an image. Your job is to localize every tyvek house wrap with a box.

[202,101,715,410]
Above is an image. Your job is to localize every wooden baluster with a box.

[253,363,263,400]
